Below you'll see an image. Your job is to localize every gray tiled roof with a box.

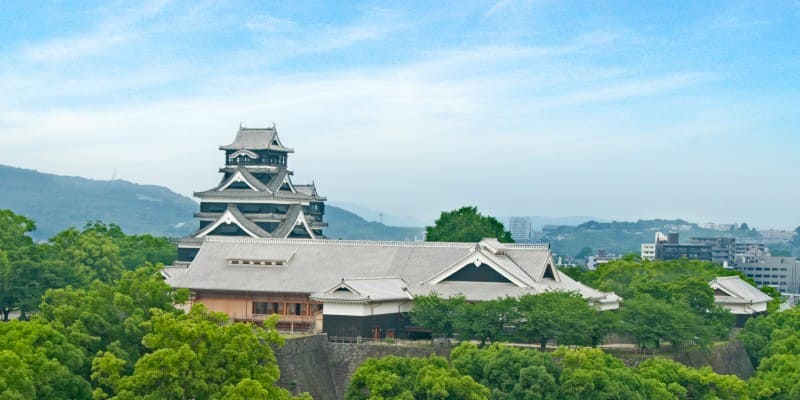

[710,276,773,303]
[219,127,294,152]
[189,205,272,238]
[194,188,322,202]
[271,204,304,238]
[311,277,411,302]
[294,184,316,196]
[197,165,324,201]
[266,169,290,192]
[217,167,270,192]
[167,237,619,306]
[713,295,753,305]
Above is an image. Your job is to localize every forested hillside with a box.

[324,205,423,241]
[0,164,423,241]
[0,164,197,240]
[549,219,767,258]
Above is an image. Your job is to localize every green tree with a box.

[0,350,36,400]
[758,285,782,313]
[38,264,188,368]
[620,295,710,350]
[426,206,513,243]
[552,347,673,400]
[0,210,47,320]
[516,292,596,350]
[94,305,298,400]
[748,354,800,400]
[0,321,92,399]
[0,209,36,250]
[410,293,467,340]
[451,343,560,400]
[81,222,176,271]
[637,357,748,400]
[221,378,310,400]
[740,308,800,366]
[48,227,124,283]
[347,355,489,400]
[455,297,518,345]
[587,310,620,348]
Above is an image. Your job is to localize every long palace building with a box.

[167,124,620,337]
[177,125,326,262]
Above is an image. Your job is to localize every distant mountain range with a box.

[3,164,789,257]
[0,164,423,241]
[501,216,600,230]
[327,200,430,228]
[546,219,786,259]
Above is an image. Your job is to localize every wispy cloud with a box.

[16,0,171,64]
[244,14,295,33]
[484,0,537,18]
[0,1,797,227]
[22,33,130,62]
[246,6,416,58]
[537,73,720,109]
[707,15,774,31]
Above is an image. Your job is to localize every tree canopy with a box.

[425,206,513,243]
[0,210,304,400]
[410,291,614,349]
[350,343,751,400]
[739,308,800,399]
[346,355,489,400]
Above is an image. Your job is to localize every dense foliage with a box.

[347,343,750,400]
[739,308,800,399]
[567,256,780,316]
[426,206,514,243]
[412,257,749,350]
[0,210,177,320]
[0,210,303,400]
[347,355,489,400]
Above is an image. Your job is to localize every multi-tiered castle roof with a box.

[177,126,326,262]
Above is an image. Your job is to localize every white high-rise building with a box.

[641,243,656,261]
[508,217,532,243]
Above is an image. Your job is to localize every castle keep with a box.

[177,126,326,262]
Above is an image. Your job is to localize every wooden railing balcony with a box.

[244,314,315,324]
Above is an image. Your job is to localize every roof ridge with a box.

[342,276,404,280]
[203,236,491,248]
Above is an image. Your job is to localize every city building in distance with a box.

[735,256,800,294]
[508,217,532,242]
[649,232,713,262]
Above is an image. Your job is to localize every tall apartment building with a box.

[641,232,713,262]
[691,237,736,266]
[735,256,800,294]
[508,217,533,243]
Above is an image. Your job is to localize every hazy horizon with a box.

[1,1,798,229]
[3,162,793,232]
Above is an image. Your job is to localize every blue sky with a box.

[0,1,798,228]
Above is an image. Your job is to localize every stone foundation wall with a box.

[274,335,450,400]
[274,336,755,400]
